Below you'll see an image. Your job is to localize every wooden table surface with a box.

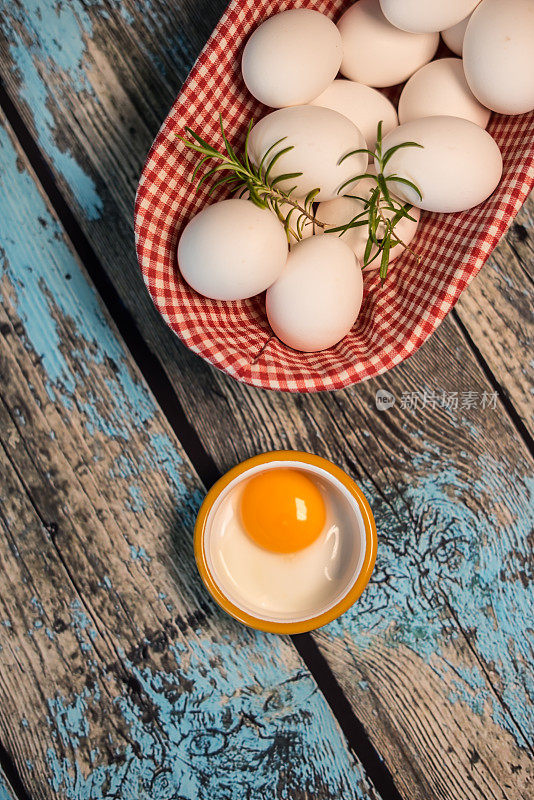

[0,2,532,799]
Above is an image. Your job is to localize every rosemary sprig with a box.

[178,117,423,280]
[178,115,323,243]
[327,121,423,281]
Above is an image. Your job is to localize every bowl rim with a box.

[194,450,377,633]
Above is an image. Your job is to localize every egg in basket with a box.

[135,0,534,393]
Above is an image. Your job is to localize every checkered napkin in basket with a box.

[135,0,534,393]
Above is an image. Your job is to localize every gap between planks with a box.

[451,309,533,459]
[0,4,532,792]
[0,106,392,800]
[2,85,533,798]
[0,83,404,800]
[1,60,533,800]
[0,751,27,800]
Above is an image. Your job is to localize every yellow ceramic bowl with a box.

[194,451,377,634]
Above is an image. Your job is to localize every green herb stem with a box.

[178,116,423,280]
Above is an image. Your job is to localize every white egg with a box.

[207,467,364,620]
[337,0,439,88]
[248,106,368,202]
[316,191,420,271]
[379,0,480,34]
[242,9,342,108]
[178,199,288,301]
[266,236,363,352]
[310,80,398,152]
[380,116,502,213]
[463,0,534,115]
[441,14,472,56]
[399,58,491,128]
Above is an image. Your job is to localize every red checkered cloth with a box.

[135,0,534,393]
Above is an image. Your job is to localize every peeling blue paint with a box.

[0,772,16,800]
[126,485,145,513]
[0,1,102,219]
[48,690,91,747]
[30,596,44,615]
[109,453,148,486]
[148,432,203,522]
[45,633,374,799]
[129,545,151,562]
[0,0,202,223]
[67,600,99,653]
[0,123,159,445]
[326,444,534,744]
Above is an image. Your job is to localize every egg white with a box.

[207,471,363,622]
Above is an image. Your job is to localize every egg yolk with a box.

[240,469,326,553]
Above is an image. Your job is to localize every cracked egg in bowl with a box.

[194,451,376,634]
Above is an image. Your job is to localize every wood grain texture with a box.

[454,201,534,437]
[0,2,533,799]
[173,327,534,800]
[0,114,381,800]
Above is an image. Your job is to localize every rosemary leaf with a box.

[363,235,374,266]
[269,171,303,187]
[385,174,423,201]
[338,149,376,165]
[258,137,288,179]
[382,140,424,168]
[264,146,295,182]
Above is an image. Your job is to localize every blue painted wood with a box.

[0,0,228,221]
[0,769,17,800]
[0,1,532,799]
[0,115,380,800]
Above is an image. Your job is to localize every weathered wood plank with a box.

[178,330,534,800]
[0,113,381,800]
[0,3,533,800]
[454,201,534,436]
